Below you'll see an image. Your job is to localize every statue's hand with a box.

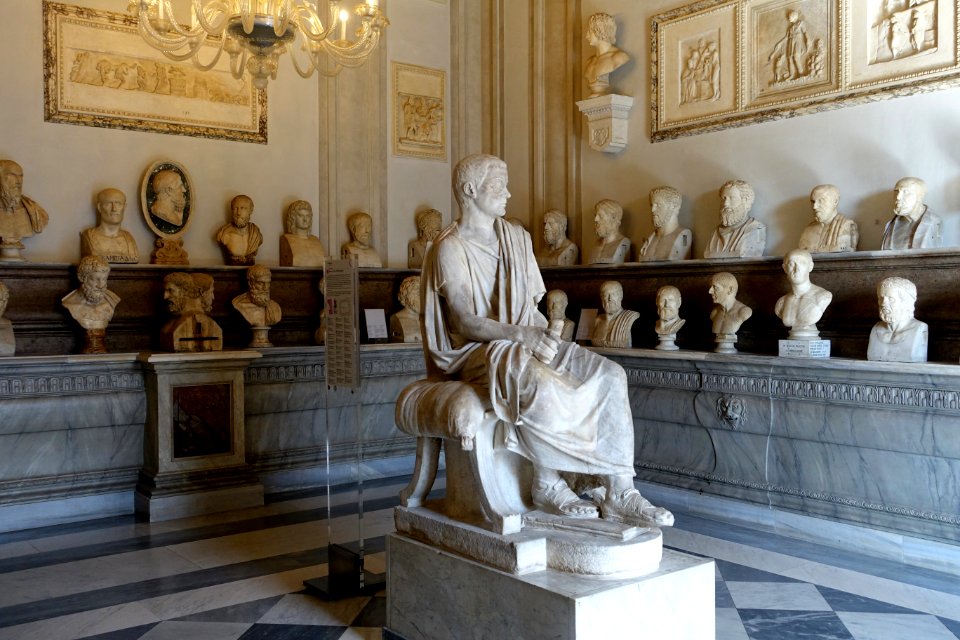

[520,326,559,364]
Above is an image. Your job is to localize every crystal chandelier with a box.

[130,1,389,89]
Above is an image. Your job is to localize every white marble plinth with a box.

[386,533,714,640]
[134,478,263,522]
[779,338,830,358]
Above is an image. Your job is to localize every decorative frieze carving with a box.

[0,371,142,397]
[622,366,700,390]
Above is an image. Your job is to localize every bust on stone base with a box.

[591,280,639,348]
[160,272,223,352]
[390,275,422,343]
[232,264,282,348]
[62,256,120,354]
[867,277,928,363]
[216,195,262,266]
[709,272,751,353]
[80,188,139,264]
[279,200,325,267]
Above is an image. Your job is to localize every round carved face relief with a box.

[140,160,194,239]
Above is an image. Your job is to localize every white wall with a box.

[574,0,960,259]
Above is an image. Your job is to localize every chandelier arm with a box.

[193,0,232,35]
[176,35,228,71]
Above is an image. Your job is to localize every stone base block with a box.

[386,533,714,640]
[135,468,264,521]
[779,338,830,358]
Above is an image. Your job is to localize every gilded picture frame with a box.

[392,62,447,161]
[651,0,960,141]
[43,1,267,144]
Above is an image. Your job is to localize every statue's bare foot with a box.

[601,488,674,527]
[532,478,599,518]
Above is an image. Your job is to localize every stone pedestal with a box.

[779,338,830,358]
[386,533,714,640]
[656,333,679,350]
[136,351,264,521]
[575,94,634,153]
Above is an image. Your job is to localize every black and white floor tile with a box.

[1,475,958,640]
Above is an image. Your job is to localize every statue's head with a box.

[96,188,127,226]
[163,272,199,316]
[894,177,926,219]
[231,195,254,228]
[656,285,681,322]
[600,280,624,315]
[650,186,681,229]
[719,180,754,227]
[152,170,185,209]
[709,272,738,306]
[398,275,421,313]
[193,273,215,314]
[347,211,373,245]
[543,209,568,246]
[284,200,313,235]
[593,199,623,240]
[453,154,509,217]
[77,255,111,305]
[782,249,814,286]
[586,12,617,45]
[810,184,839,224]
[415,208,443,241]
[246,264,272,307]
[546,289,568,321]
[877,276,917,327]
[0,160,24,203]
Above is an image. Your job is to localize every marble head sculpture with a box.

[709,271,752,353]
[81,188,139,264]
[881,177,942,250]
[390,275,422,343]
[342,211,383,267]
[0,281,14,356]
[233,264,282,348]
[280,200,325,267]
[589,199,631,264]
[638,186,692,261]
[149,169,188,227]
[409,208,442,268]
[62,255,120,353]
[217,195,263,265]
[704,180,766,259]
[0,159,50,262]
[591,280,639,348]
[655,285,685,337]
[774,249,832,340]
[867,276,928,362]
[583,12,630,97]
[160,272,222,352]
[798,184,858,253]
[536,209,579,267]
[419,152,672,526]
[545,289,575,342]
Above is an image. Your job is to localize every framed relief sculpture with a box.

[651,0,960,140]
[392,62,446,161]
[43,2,267,144]
[140,160,193,265]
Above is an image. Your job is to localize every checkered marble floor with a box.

[1,475,958,640]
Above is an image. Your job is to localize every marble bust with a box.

[0,159,50,262]
[422,153,672,525]
[279,200,325,267]
[545,289,575,342]
[233,264,282,348]
[341,211,382,268]
[655,285,684,351]
[709,272,752,353]
[160,272,223,352]
[591,280,639,348]
[588,199,631,264]
[881,177,942,250]
[62,255,120,353]
[408,208,442,269]
[704,180,766,259]
[774,249,832,340]
[536,209,579,267]
[867,276,928,363]
[216,195,263,265]
[638,186,692,261]
[149,169,188,227]
[81,188,139,264]
[584,12,630,98]
[798,184,858,253]
[390,275,422,343]
[0,281,14,356]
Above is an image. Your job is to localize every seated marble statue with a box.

[704,180,766,259]
[774,249,832,340]
[638,186,692,261]
[867,277,928,363]
[0,159,49,262]
[798,184,858,253]
[709,272,752,351]
[233,264,282,338]
[0,281,14,356]
[591,280,639,348]
[390,275,422,343]
[341,211,383,267]
[536,209,579,267]
[216,195,263,265]
[422,153,673,526]
[588,199,631,264]
[545,289,575,342]
[62,255,120,353]
[655,285,685,345]
[881,177,942,250]
[80,188,139,264]
[583,12,630,98]
[160,272,222,352]
[408,208,442,269]
[279,200,325,267]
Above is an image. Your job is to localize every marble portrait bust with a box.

[279,200,325,267]
[881,177,942,250]
[0,159,50,262]
[148,169,188,228]
[160,272,222,352]
[81,188,139,264]
[704,180,766,259]
[584,12,630,98]
[867,277,928,363]
[0,281,14,356]
[536,209,578,267]
[798,184,858,253]
[422,152,672,525]
[591,280,639,348]
[216,195,263,266]
[774,249,832,340]
[709,271,752,352]
[638,186,692,261]
[342,211,382,268]
[62,255,120,353]
[655,285,684,351]
[588,199,631,264]
[545,289,575,342]
[390,275,422,343]
[408,208,442,269]
[233,264,282,347]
